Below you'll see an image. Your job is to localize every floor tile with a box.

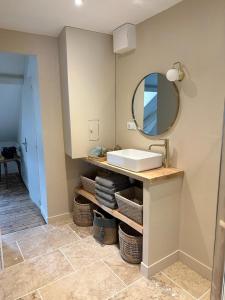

[18,225,79,259]
[200,290,211,300]
[2,239,23,268]
[47,214,73,227]
[162,261,211,298]
[2,226,45,243]
[61,236,119,270]
[39,261,125,300]
[17,291,42,299]
[103,252,142,285]
[83,236,119,257]
[0,250,73,300]
[110,273,194,300]
[68,223,93,238]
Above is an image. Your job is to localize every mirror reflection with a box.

[132,73,179,136]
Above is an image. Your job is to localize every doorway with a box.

[0,52,47,235]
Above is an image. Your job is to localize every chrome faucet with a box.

[149,139,170,168]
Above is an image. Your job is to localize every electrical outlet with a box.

[127,121,136,130]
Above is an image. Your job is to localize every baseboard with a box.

[179,250,212,280]
[141,250,212,280]
[47,212,73,225]
[141,250,179,278]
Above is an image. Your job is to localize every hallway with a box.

[0,175,45,235]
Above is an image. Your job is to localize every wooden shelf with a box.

[83,157,184,183]
[75,188,143,234]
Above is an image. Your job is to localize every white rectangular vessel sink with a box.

[107,149,163,172]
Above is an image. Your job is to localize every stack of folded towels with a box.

[95,174,131,209]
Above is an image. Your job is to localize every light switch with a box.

[88,120,99,141]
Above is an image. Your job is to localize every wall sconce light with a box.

[166,61,185,82]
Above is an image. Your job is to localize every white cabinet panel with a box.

[59,27,115,158]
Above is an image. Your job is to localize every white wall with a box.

[0,52,25,173]
[0,84,22,142]
[0,52,25,142]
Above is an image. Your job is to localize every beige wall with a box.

[0,28,69,218]
[116,0,225,268]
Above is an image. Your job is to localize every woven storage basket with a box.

[81,175,96,194]
[119,223,142,264]
[93,210,118,245]
[73,196,94,226]
[115,187,143,225]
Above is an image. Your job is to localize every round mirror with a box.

[132,73,179,137]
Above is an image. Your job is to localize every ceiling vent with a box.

[113,23,136,54]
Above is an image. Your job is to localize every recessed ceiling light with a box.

[74,0,84,7]
[133,0,144,5]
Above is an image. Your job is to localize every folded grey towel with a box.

[96,174,130,189]
[96,195,117,209]
[96,189,115,202]
[95,183,116,195]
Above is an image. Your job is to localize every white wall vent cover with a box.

[113,23,136,54]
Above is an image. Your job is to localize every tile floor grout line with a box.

[13,271,76,300]
[16,240,25,260]
[37,271,76,292]
[101,259,128,287]
[3,247,72,272]
[10,228,80,265]
[2,255,25,271]
[35,257,134,300]
[65,223,82,240]
[1,237,5,270]
[14,289,40,300]
[37,289,44,300]
[59,248,77,272]
[58,239,82,251]
[198,288,211,300]
[3,227,46,243]
[106,276,144,300]
[161,271,197,299]
[5,237,95,272]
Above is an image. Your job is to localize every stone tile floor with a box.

[0,217,211,300]
[0,175,46,235]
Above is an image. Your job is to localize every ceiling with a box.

[0,0,182,37]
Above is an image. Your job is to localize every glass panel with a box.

[132,73,179,137]
[211,108,225,300]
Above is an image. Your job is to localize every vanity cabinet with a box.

[77,158,183,278]
[59,27,115,159]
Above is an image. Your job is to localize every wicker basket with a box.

[81,175,96,194]
[115,187,143,225]
[119,223,142,264]
[73,196,94,226]
[93,210,118,245]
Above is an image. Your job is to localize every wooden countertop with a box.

[83,158,184,183]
